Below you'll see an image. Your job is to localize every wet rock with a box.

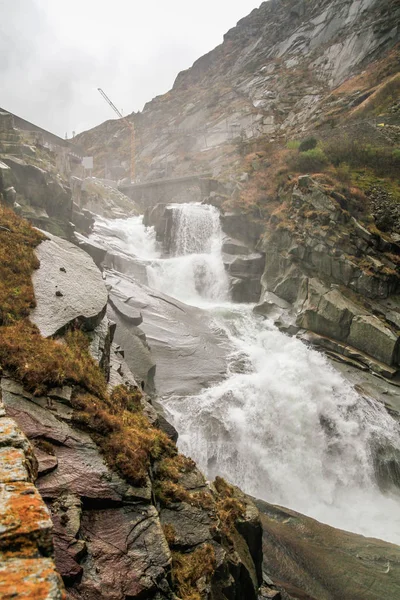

[295,279,361,340]
[87,316,115,380]
[73,505,171,600]
[106,270,228,397]
[224,253,265,279]
[30,232,108,337]
[222,237,250,255]
[347,315,399,367]
[254,291,292,318]
[230,276,262,303]
[74,233,107,267]
[161,503,216,548]
[220,212,263,248]
[109,293,143,326]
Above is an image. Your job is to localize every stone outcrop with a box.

[106,269,228,397]
[258,178,400,375]
[1,362,263,600]
[0,226,263,599]
[0,389,65,599]
[30,232,108,338]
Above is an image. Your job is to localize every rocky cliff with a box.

[76,0,399,181]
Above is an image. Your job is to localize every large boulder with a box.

[1,156,73,224]
[30,232,108,337]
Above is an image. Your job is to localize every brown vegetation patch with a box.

[172,544,216,600]
[214,476,246,541]
[0,204,45,325]
[0,322,107,398]
[72,391,175,485]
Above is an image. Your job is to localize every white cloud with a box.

[0,0,262,136]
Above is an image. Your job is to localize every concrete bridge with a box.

[119,174,217,210]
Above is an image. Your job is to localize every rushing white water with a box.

[92,204,400,544]
[147,203,230,304]
[91,215,160,260]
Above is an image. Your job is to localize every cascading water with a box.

[91,203,400,545]
[147,203,230,305]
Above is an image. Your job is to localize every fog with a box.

[0,0,261,136]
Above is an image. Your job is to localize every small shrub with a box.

[155,479,214,510]
[298,136,317,152]
[172,545,216,600]
[214,476,246,537]
[336,162,352,184]
[157,454,196,482]
[109,384,142,413]
[162,523,176,545]
[288,147,329,173]
[286,140,300,150]
[72,392,175,485]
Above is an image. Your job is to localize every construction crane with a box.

[97,87,136,182]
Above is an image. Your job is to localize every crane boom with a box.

[98,88,124,120]
[97,87,135,181]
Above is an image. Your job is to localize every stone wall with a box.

[120,176,215,210]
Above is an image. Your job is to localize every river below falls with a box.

[90,203,400,545]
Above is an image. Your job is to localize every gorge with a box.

[1,0,400,598]
[91,203,400,544]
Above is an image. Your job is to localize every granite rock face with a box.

[259,179,400,374]
[2,372,263,600]
[255,498,400,600]
[30,232,108,337]
[76,0,400,181]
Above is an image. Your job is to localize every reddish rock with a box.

[0,557,66,599]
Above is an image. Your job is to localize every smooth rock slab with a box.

[30,232,108,337]
[0,557,66,599]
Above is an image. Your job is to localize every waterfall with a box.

[91,204,400,545]
[147,203,230,305]
[165,307,400,543]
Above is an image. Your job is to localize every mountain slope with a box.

[75,0,400,181]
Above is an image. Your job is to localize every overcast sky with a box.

[0,0,261,137]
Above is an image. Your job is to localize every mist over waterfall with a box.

[92,203,400,545]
